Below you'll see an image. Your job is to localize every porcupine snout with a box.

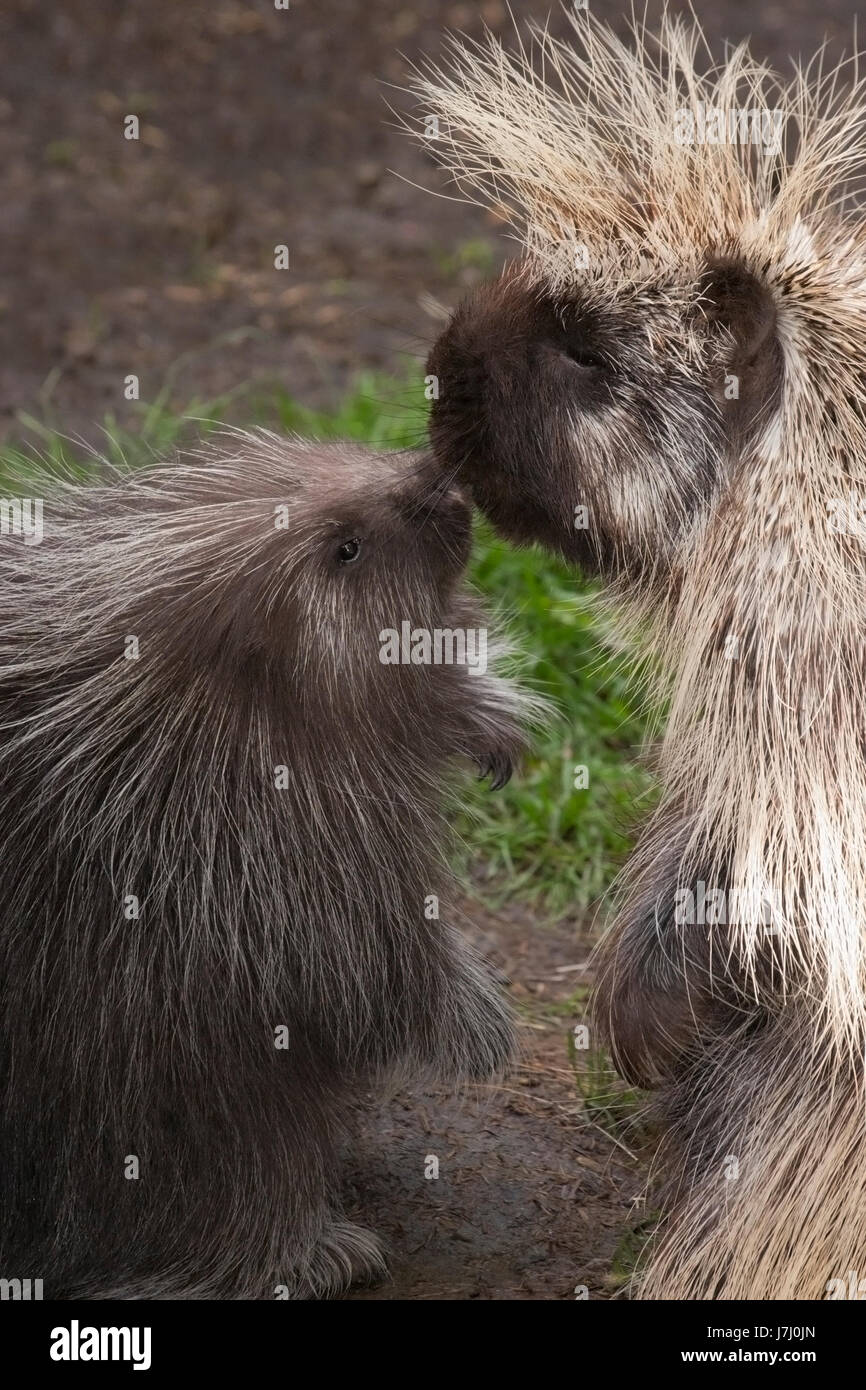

[425,266,604,564]
[427,248,784,586]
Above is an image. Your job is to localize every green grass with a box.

[606,1215,658,1294]
[1,370,656,913]
[456,521,655,911]
[570,1040,644,1135]
[433,238,499,279]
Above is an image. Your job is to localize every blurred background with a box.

[0,0,858,442]
[1,0,861,1299]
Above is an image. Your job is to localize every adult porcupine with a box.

[0,435,532,1299]
[409,9,866,1298]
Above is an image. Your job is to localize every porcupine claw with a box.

[476,751,513,791]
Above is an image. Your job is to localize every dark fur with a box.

[427,264,731,584]
[428,262,779,579]
[0,438,528,1299]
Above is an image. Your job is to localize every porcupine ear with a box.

[701,258,784,437]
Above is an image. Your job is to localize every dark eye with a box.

[562,345,608,371]
[337,537,362,565]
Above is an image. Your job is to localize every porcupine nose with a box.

[425,267,556,495]
[437,477,470,518]
[427,309,493,493]
[409,453,470,518]
[426,272,608,563]
[391,454,473,570]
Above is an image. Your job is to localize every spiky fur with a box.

[0,434,535,1298]
[410,10,866,1298]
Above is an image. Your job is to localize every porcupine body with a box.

[0,436,531,1299]
[410,9,866,1298]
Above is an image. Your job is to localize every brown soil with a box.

[344,898,643,1300]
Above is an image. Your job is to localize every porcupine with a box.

[408,8,866,1298]
[0,435,533,1298]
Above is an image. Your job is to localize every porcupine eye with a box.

[561,345,608,372]
[336,537,362,564]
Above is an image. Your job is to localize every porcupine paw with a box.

[475,747,514,792]
[282,1215,388,1300]
[448,956,517,1079]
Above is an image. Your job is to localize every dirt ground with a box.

[1,0,861,1300]
[345,899,642,1301]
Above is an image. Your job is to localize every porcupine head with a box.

[408,9,866,1297]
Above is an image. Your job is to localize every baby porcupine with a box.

[410,10,866,1298]
[0,435,534,1299]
